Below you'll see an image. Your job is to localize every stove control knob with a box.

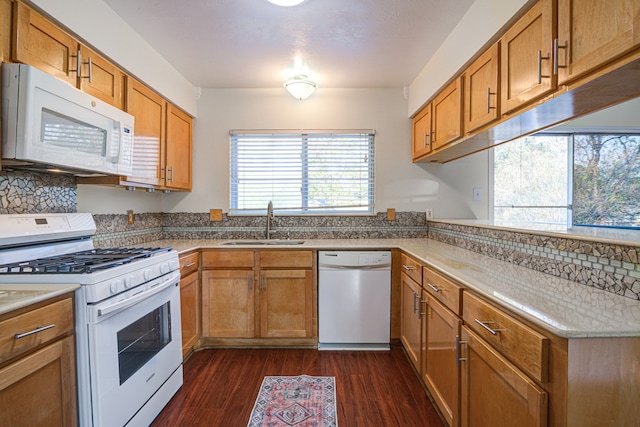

[160,263,170,274]
[124,276,135,288]
[170,260,180,270]
[144,269,153,281]
[110,280,122,294]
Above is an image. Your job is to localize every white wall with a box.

[160,88,488,219]
[28,0,197,116]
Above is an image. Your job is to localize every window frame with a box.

[229,130,376,215]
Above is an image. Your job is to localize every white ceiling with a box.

[101,0,475,89]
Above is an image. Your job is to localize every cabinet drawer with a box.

[423,266,463,315]
[202,250,254,268]
[463,292,549,382]
[260,250,313,268]
[400,253,422,285]
[179,251,199,277]
[0,298,74,365]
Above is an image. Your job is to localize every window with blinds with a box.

[230,130,375,214]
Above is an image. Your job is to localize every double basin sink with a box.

[221,239,305,246]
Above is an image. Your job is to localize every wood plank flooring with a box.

[151,346,445,426]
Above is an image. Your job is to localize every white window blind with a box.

[230,130,375,214]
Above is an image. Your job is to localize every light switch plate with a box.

[127,210,135,224]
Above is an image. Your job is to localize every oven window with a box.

[117,301,172,385]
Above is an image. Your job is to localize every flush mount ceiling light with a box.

[283,75,317,100]
[267,0,305,6]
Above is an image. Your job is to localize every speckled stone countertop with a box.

[0,284,79,316]
[153,238,640,339]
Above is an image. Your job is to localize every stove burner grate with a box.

[0,247,172,274]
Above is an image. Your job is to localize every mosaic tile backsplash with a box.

[428,221,640,300]
[0,170,76,214]
[1,168,638,301]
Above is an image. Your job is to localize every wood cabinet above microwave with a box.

[12,2,124,109]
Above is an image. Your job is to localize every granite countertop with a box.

[0,284,80,316]
[153,238,640,339]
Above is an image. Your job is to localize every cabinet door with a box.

[180,270,199,357]
[400,272,422,370]
[423,296,461,427]
[259,269,314,338]
[125,78,165,186]
[0,336,77,427]
[202,270,254,338]
[78,45,124,109]
[412,104,432,159]
[460,326,548,427]
[556,0,640,85]
[501,0,555,114]
[432,77,463,150]
[164,104,193,191]
[12,2,78,86]
[464,42,500,133]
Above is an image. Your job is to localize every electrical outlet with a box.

[425,208,433,220]
[473,187,482,201]
[127,210,135,224]
[387,208,395,221]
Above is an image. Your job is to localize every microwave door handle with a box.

[96,271,179,318]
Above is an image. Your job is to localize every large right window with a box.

[493,133,640,229]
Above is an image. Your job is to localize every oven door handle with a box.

[97,271,180,318]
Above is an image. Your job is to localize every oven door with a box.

[87,271,182,427]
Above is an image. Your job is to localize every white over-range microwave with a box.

[1,63,134,176]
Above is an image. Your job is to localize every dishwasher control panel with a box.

[359,252,390,266]
[319,251,391,269]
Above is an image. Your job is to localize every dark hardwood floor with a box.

[151,346,444,426]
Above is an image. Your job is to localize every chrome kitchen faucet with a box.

[266,201,275,239]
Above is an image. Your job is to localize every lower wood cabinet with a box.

[201,249,316,345]
[400,270,423,370]
[179,251,200,357]
[202,269,254,338]
[423,295,461,427]
[259,269,314,338]
[0,295,77,427]
[460,325,548,427]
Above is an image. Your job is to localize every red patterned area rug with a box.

[247,375,338,427]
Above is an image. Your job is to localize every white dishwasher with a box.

[318,251,391,350]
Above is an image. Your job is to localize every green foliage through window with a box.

[493,133,640,229]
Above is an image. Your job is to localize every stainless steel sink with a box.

[221,239,305,246]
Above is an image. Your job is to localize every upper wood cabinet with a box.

[12,2,123,108]
[556,0,640,85]
[412,104,432,160]
[500,0,556,114]
[78,45,124,109]
[431,77,463,150]
[464,42,500,133]
[125,78,165,187]
[12,2,78,86]
[165,104,193,191]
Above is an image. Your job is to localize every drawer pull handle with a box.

[183,262,196,268]
[15,324,55,339]
[402,265,414,271]
[475,319,503,336]
[427,283,441,293]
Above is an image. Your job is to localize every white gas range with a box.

[0,213,183,427]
